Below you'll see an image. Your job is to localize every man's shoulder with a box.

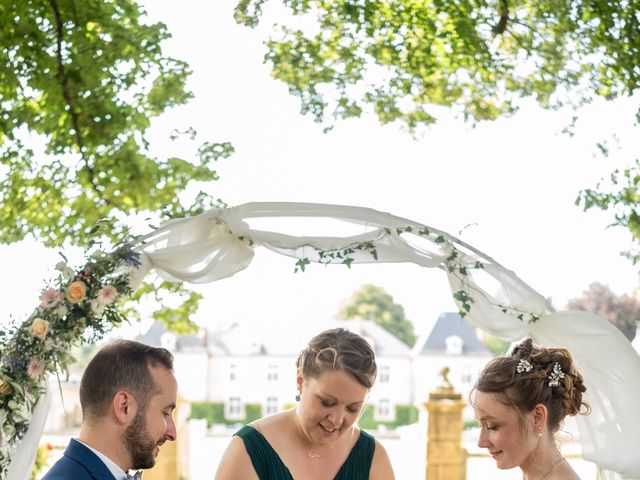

[42,453,92,479]
[42,439,114,480]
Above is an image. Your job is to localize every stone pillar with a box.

[424,367,467,480]
[143,397,191,480]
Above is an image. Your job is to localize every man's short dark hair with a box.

[79,340,174,421]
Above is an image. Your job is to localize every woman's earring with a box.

[295,391,301,402]
[537,428,543,437]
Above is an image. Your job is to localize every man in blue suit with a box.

[43,340,178,480]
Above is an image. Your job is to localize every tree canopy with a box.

[235,0,640,132]
[578,159,640,267]
[0,0,232,332]
[338,284,417,346]
[0,0,231,248]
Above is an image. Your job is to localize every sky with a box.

[1,1,639,340]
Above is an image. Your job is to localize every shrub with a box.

[190,402,263,426]
[357,404,419,430]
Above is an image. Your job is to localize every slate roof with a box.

[412,312,491,356]
[138,319,412,357]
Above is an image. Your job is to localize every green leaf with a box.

[295,258,311,272]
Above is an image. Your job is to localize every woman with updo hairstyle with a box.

[215,328,395,480]
[472,338,590,480]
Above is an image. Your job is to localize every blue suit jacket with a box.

[42,438,117,480]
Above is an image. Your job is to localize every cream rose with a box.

[66,281,87,304]
[31,318,49,340]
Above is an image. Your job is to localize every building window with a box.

[379,365,390,383]
[375,398,393,421]
[445,335,463,355]
[266,396,278,415]
[229,364,237,381]
[227,397,242,419]
[461,365,472,384]
[267,364,278,381]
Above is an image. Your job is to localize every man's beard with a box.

[124,409,163,469]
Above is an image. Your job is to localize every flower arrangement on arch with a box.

[0,245,141,475]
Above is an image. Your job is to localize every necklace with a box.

[307,450,321,458]
[532,457,566,480]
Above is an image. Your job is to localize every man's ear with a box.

[112,391,137,425]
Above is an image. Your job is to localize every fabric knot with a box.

[127,471,142,480]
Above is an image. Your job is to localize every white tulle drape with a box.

[7,380,51,480]
[10,202,639,479]
[134,202,640,479]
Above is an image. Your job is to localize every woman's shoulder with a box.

[215,435,260,480]
[370,437,395,480]
[551,460,581,480]
[251,410,294,436]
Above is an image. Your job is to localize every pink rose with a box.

[39,288,64,309]
[97,285,118,305]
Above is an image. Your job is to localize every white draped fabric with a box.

[9,201,640,479]
[7,381,51,480]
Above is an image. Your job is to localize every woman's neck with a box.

[520,437,564,480]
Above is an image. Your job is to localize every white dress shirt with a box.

[76,439,128,480]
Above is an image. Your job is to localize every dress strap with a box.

[335,429,376,479]
[234,425,293,480]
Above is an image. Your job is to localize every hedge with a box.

[190,402,263,426]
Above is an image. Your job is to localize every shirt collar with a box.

[76,438,129,480]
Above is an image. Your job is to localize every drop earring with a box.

[295,391,301,402]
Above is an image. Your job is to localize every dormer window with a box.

[160,332,177,352]
[445,335,463,355]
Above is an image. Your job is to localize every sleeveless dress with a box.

[234,425,375,480]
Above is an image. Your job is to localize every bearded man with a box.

[43,340,178,480]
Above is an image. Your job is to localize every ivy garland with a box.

[287,225,542,323]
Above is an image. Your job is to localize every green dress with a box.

[234,425,375,479]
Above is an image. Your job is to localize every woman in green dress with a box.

[215,328,395,480]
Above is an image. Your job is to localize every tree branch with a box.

[492,0,509,37]
[48,0,106,201]
[505,28,572,87]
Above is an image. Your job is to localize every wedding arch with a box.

[2,202,639,480]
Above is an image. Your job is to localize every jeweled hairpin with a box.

[516,359,533,373]
[547,362,565,387]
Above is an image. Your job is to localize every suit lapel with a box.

[64,439,118,480]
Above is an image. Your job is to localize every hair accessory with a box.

[516,359,533,373]
[547,362,565,387]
